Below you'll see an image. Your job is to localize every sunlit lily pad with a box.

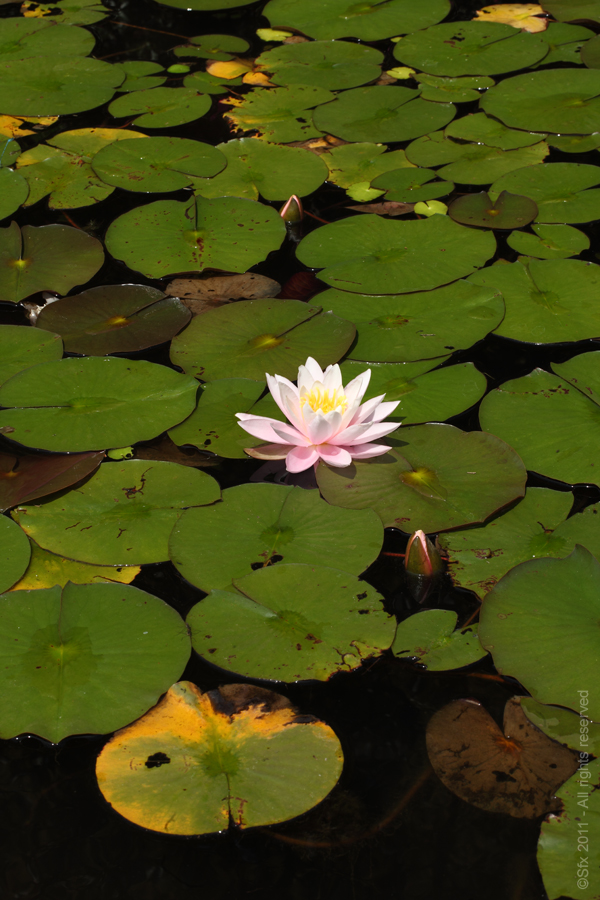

[392,609,486,670]
[0,515,30,592]
[316,424,526,533]
[415,73,494,103]
[479,545,600,721]
[114,61,166,92]
[370,167,453,202]
[35,284,191,355]
[109,87,211,128]
[0,18,94,61]
[10,541,140,590]
[0,581,191,742]
[0,221,104,303]
[256,40,383,90]
[0,357,199,452]
[318,280,504,361]
[170,298,355,382]
[323,143,415,192]
[0,324,62,384]
[187,563,395,681]
[0,56,124,116]
[224,85,333,143]
[105,196,286,279]
[312,86,456,143]
[393,21,549,75]
[296,214,496,294]
[491,163,600,223]
[190,138,328,201]
[0,450,104,513]
[437,142,548,185]
[170,483,383,591]
[96,681,343,835]
[449,190,538,229]
[173,34,249,61]
[444,113,546,150]
[263,0,450,41]
[507,223,589,258]
[13,459,220,565]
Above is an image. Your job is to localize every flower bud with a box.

[404,530,443,578]
[280,195,304,224]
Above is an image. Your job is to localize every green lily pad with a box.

[370,167,453,202]
[224,85,333,143]
[114,61,166,92]
[0,138,20,168]
[506,223,590,259]
[323,143,415,191]
[312,86,456,143]
[13,459,220,565]
[415,74,494,103]
[296,214,496,294]
[173,34,249,61]
[481,68,600,134]
[92,136,226,193]
[479,545,600,721]
[109,88,211,129]
[444,113,546,150]
[0,581,191,742]
[0,18,94,62]
[318,280,504,362]
[316,424,526,533]
[521,696,600,753]
[392,609,486,670]
[96,681,343,835]
[478,362,600,485]
[547,132,600,153]
[491,163,600,224]
[170,483,383,591]
[0,167,28,220]
[182,70,242,94]
[186,563,395,681]
[448,191,538,229]
[581,32,600,67]
[468,257,600,343]
[541,0,600,24]
[35,285,191,355]
[170,298,355,382]
[393,21,549,76]
[10,541,140,591]
[0,450,104,513]
[190,138,328,201]
[405,131,467,168]
[256,40,383,90]
[0,56,124,116]
[263,0,450,41]
[0,324,62,385]
[0,221,104,303]
[24,0,107,25]
[437,142,549,186]
[0,515,31,592]
[537,21,595,65]
[156,0,258,9]
[105,196,286,279]
[0,356,199,452]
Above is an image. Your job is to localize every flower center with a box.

[301,386,348,415]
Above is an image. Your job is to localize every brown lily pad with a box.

[165,273,281,316]
[0,450,104,512]
[134,435,219,467]
[346,201,415,216]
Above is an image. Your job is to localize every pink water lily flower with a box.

[236,357,400,473]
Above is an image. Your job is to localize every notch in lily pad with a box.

[449,190,538,229]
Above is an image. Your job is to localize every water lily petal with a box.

[344,442,392,459]
[343,369,371,408]
[278,381,305,432]
[266,373,298,417]
[298,357,323,392]
[322,363,343,393]
[370,399,401,422]
[347,395,386,426]
[285,445,320,472]
[272,422,312,446]
[236,413,290,443]
[305,409,342,445]
[317,445,353,467]
[348,421,401,445]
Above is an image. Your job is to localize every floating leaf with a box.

[491,162,600,224]
[156,0,258,10]
[393,21,549,75]
[169,298,355,382]
[316,424,526,533]
[105,196,286,280]
[0,515,30,592]
[170,483,383,591]
[224,84,333,143]
[415,73,494,103]
[13,459,220,565]
[21,0,107,24]
[114,60,166,92]
[448,190,538,229]
[472,4,548,32]
[392,609,486,670]
[109,87,211,129]
[96,681,343,835]
[536,21,595,65]
[445,112,546,149]
[35,285,191,355]
[370,167,453,202]
[0,221,103,303]
[10,542,140,590]
[0,450,103,512]
[0,324,62,385]
[0,136,20,164]
[0,168,28,220]
[426,698,578,817]
[0,581,191,742]
[540,0,600,25]
[255,40,383,90]
[437,142,548,185]
[182,70,242,94]
[323,143,415,191]
[582,31,600,68]
[0,56,124,116]
[547,132,600,153]
[521,696,600,753]
[479,546,600,721]
[173,34,249,61]
[186,563,395,681]
[165,273,280,305]
[346,200,415,216]
[0,18,94,61]
[506,223,589,258]
[296,214,496,294]
[0,357,199,452]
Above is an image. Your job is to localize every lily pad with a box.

[182,70,242,94]
[312,86,456,144]
[96,681,343,835]
[481,68,600,134]
[170,483,383,591]
[393,21,549,76]
[468,257,600,343]
[0,221,104,303]
[296,214,496,294]
[444,113,546,150]
[581,32,600,67]
[0,168,28,220]
[173,34,249,61]
[392,609,486,670]
[108,88,211,129]
[521,696,600,753]
[170,298,355,382]
[448,190,538,229]
[0,18,94,61]
[491,163,600,224]
[35,285,191,355]
[156,0,258,9]
[21,0,107,24]
[0,324,62,385]
[316,424,526,533]
[0,450,104,513]
[547,132,600,153]
[92,137,226,193]
[0,515,31,592]
[323,143,415,191]
[0,56,124,116]
[479,545,600,721]
[190,138,328,201]
[537,21,595,65]
[105,196,286,280]
[13,459,220,565]
[10,542,140,591]
[318,280,504,361]
[0,581,191,742]
[437,142,548,186]
[186,563,395,681]
[114,61,166,92]
[0,357,199,452]
[224,85,333,143]
[370,167,454,202]
[262,0,450,41]
[506,223,589,259]
[415,74,494,103]
[540,0,600,24]
[255,40,383,90]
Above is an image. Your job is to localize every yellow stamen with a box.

[301,387,348,415]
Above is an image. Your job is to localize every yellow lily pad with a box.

[10,542,140,591]
[472,4,548,32]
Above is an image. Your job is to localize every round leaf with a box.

[173,34,249,61]
[491,163,600,224]
[448,190,538,229]
[437,142,548,186]
[0,56,124,116]
[224,85,333,143]
[10,541,140,591]
[444,112,546,150]
[0,19,94,61]
[108,87,211,128]
[371,167,454,202]
[0,167,28,220]
[0,324,62,385]
[415,73,494,103]
[0,450,104,513]
[506,223,589,259]
[0,515,30,592]
[323,143,415,190]
[114,60,166,92]
[392,609,486,670]
[256,40,383,90]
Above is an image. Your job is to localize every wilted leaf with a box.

[10,541,140,590]
[346,201,415,216]
[165,273,280,305]
[0,450,104,512]
[472,4,548,32]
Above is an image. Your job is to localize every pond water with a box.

[0,0,599,896]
